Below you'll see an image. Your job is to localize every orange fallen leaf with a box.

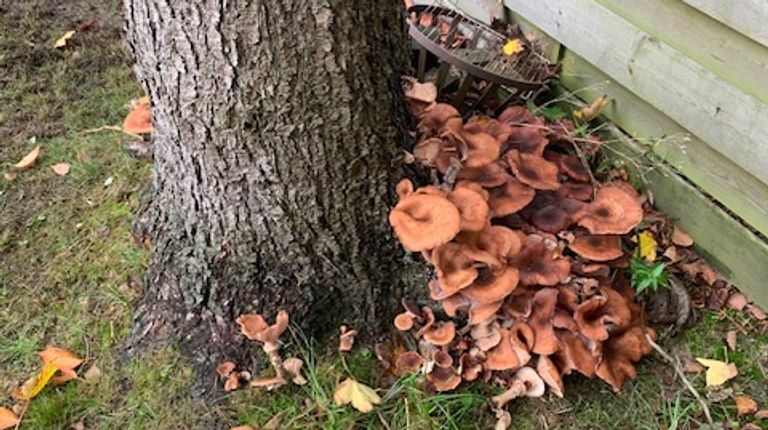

[39,347,83,371]
[3,171,16,181]
[15,145,41,169]
[51,163,71,176]
[734,395,758,416]
[0,407,20,430]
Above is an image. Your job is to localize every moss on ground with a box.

[0,1,766,429]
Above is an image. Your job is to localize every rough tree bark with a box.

[124,0,418,388]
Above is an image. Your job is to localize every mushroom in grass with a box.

[282,357,307,385]
[568,234,624,262]
[423,321,456,346]
[492,367,546,407]
[396,351,425,374]
[338,325,357,352]
[428,364,462,391]
[394,299,424,331]
[389,193,461,252]
[595,326,655,392]
[123,97,153,134]
[578,185,643,235]
[485,324,534,371]
[537,355,564,398]
[236,310,290,384]
[506,150,560,190]
[554,330,599,377]
[488,179,536,218]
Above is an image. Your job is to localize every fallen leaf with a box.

[726,331,737,351]
[0,408,20,430]
[3,171,16,181]
[83,363,102,383]
[746,304,767,320]
[339,325,357,352]
[51,163,71,176]
[695,358,738,387]
[573,95,609,122]
[680,260,718,285]
[671,226,694,247]
[15,145,41,169]
[13,361,60,400]
[502,38,524,56]
[726,293,748,311]
[633,231,657,262]
[734,395,758,416]
[755,409,768,419]
[264,412,282,430]
[333,378,381,413]
[682,357,705,373]
[403,78,437,104]
[54,30,76,48]
[39,347,83,371]
[707,387,734,403]
[104,176,114,187]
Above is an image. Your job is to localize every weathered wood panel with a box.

[683,0,768,48]
[504,0,768,186]
[601,123,768,310]
[559,52,768,237]
[596,0,768,104]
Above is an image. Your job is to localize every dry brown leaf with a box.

[3,171,17,181]
[681,261,718,285]
[735,395,758,416]
[726,330,737,351]
[746,304,767,320]
[51,163,71,176]
[726,293,748,311]
[0,407,20,430]
[573,95,609,122]
[682,357,705,373]
[83,363,102,384]
[15,145,41,169]
[333,378,381,413]
[671,227,694,247]
[695,358,738,387]
[264,412,282,430]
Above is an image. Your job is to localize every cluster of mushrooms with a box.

[388,80,655,406]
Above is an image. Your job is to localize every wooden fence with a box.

[446,0,768,308]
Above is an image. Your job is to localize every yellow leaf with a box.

[54,30,76,48]
[0,407,20,430]
[633,231,657,262]
[51,163,71,176]
[12,361,60,400]
[502,38,524,56]
[695,358,738,387]
[333,378,381,413]
[15,145,41,170]
[573,95,609,122]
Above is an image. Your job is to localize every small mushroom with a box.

[485,329,521,371]
[448,184,491,232]
[122,97,153,134]
[396,351,425,374]
[527,288,560,355]
[488,178,536,217]
[506,150,560,190]
[217,361,236,378]
[427,365,462,391]
[395,178,414,200]
[338,325,357,352]
[491,367,546,407]
[568,235,624,262]
[537,356,564,398]
[423,321,456,346]
[236,310,290,380]
[432,350,453,368]
[578,185,643,235]
[389,193,462,252]
[224,372,241,392]
[250,375,286,390]
[282,357,307,385]
[394,312,416,331]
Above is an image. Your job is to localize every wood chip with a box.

[726,331,737,351]
[726,293,748,311]
[735,395,758,416]
[671,227,694,247]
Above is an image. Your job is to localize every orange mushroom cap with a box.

[510,236,571,286]
[456,225,523,271]
[122,97,153,134]
[432,350,454,368]
[468,300,503,325]
[457,162,510,188]
[448,185,490,232]
[568,234,624,261]
[418,103,460,136]
[389,193,461,252]
[461,130,502,168]
[578,185,643,235]
[506,150,560,190]
[488,178,536,217]
[460,267,519,304]
[595,326,654,392]
[574,288,633,343]
[527,288,560,355]
[485,328,522,371]
[554,330,599,377]
[427,365,462,391]
[395,178,414,200]
[423,321,456,346]
[537,355,565,398]
[394,312,416,331]
[236,309,289,344]
[396,351,425,374]
[432,243,479,296]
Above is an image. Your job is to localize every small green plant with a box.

[629,256,670,294]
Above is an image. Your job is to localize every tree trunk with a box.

[124,0,418,388]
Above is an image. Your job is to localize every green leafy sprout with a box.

[628,256,671,295]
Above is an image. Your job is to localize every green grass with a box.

[1,1,766,429]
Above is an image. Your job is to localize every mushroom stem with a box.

[263,342,287,380]
[491,381,525,408]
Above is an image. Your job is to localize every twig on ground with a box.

[80,125,143,140]
[645,334,713,426]
[14,401,29,430]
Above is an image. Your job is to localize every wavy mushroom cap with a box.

[432,350,454,368]
[236,309,289,344]
[488,178,536,217]
[471,320,503,351]
[468,300,504,325]
[537,355,565,398]
[427,365,462,391]
[448,185,490,232]
[554,330,598,377]
[457,162,511,188]
[559,181,594,202]
[123,97,153,134]
[394,312,416,331]
[578,185,643,235]
[545,151,590,182]
[461,267,520,304]
[403,78,437,104]
[506,150,561,190]
[432,243,479,295]
[510,236,571,286]
[418,103,460,136]
[527,288,560,355]
[506,124,550,155]
[462,130,502,168]
[464,116,513,143]
[574,288,633,343]
[568,234,624,261]
[456,225,523,270]
[531,205,571,233]
[595,326,654,392]
[389,193,461,252]
[395,178,414,200]
[485,328,522,371]
[396,351,425,374]
[423,321,457,346]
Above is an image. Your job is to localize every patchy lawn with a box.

[0,1,766,429]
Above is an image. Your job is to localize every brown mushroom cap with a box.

[396,351,425,374]
[404,78,437,104]
[394,312,416,331]
[527,288,560,355]
[432,350,454,368]
[283,357,308,385]
[423,321,456,346]
[569,234,624,261]
[448,186,490,232]
[578,185,643,235]
[457,162,510,188]
[471,320,503,351]
[462,130,502,167]
[554,330,598,377]
[236,309,289,344]
[488,178,536,217]
[545,151,590,182]
[395,178,414,200]
[338,326,357,352]
[461,267,520,304]
[505,121,550,155]
[389,193,462,252]
[559,182,595,202]
[457,226,523,271]
[531,205,572,233]
[595,326,654,392]
[506,150,560,190]
[432,243,479,295]
[485,328,522,371]
[574,288,633,343]
[217,361,236,378]
[123,97,153,134]
[418,103,460,136]
[510,236,571,286]
[468,300,504,325]
[428,365,462,391]
[537,355,565,398]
